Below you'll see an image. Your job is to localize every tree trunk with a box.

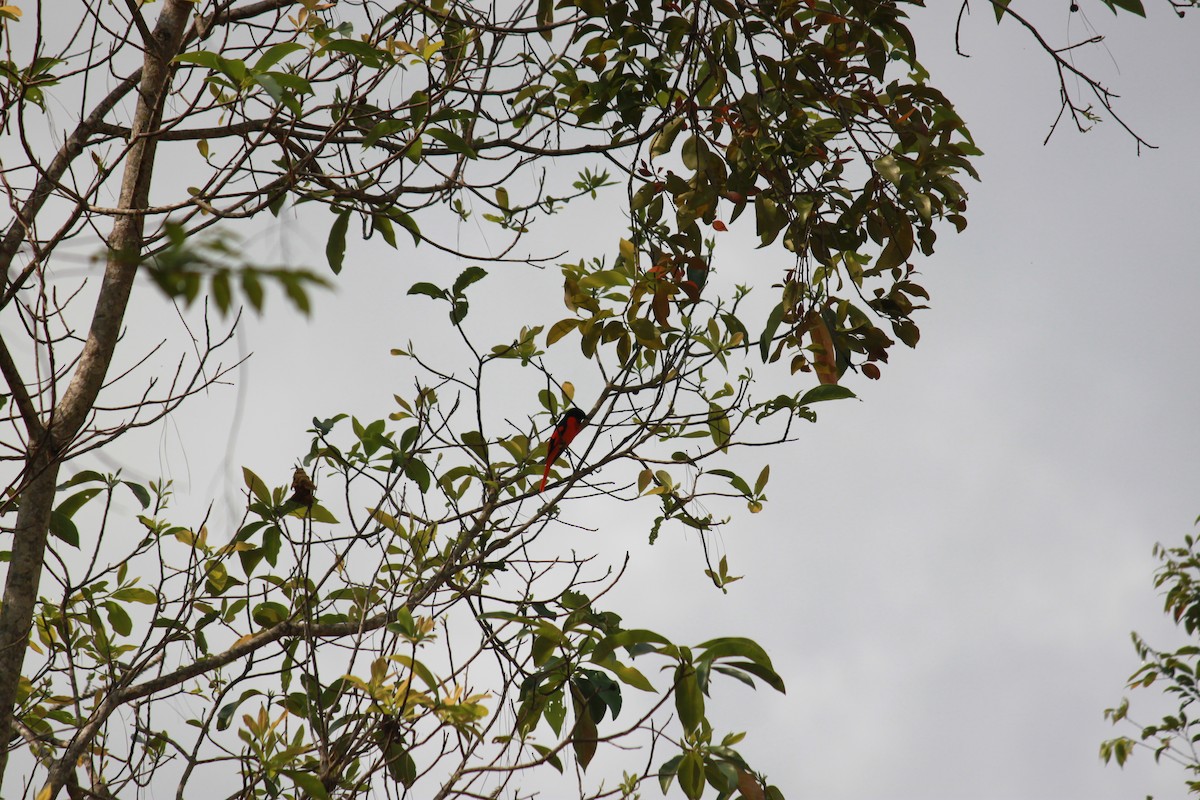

[0,1,194,787]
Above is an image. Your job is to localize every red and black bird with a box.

[539,407,588,493]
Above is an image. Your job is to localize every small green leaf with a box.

[326,209,350,274]
[753,465,770,494]
[758,302,785,363]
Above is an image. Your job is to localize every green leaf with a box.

[322,39,386,67]
[536,0,554,39]
[49,509,80,548]
[241,270,264,310]
[452,266,487,296]
[112,587,158,604]
[592,656,656,692]
[461,430,489,463]
[427,127,477,158]
[62,470,105,487]
[678,750,705,800]
[253,42,305,73]
[122,480,152,509]
[174,51,222,70]
[571,707,598,770]
[1101,0,1145,15]
[408,282,446,300]
[674,664,705,733]
[547,318,580,345]
[326,209,350,274]
[390,209,421,245]
[753,465,770,495]
[707,403,731,450]
[592,629,673,663]
[362,118,408,150]
[216,689,262,731]
[381,743,418,787]
[56,488,102,519]
[253,601,290,628]
[658,754,684,794]
[105,602,133,637]
[758,302,785,363]
[284,770,331,800]
[242,467,272,504]
[651,118,684,158]
[798,384,856,405]
[404,458,432,493]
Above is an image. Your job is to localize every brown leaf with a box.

[737,769,766,800]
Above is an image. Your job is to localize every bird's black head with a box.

[564,407,588,424]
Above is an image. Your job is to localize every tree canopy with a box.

[0,0,1186,798]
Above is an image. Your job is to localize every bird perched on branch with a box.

[539,408,588,493]
[289,466,316,507]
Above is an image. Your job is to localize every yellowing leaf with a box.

[806,310,838,385]
[874,154,901,184]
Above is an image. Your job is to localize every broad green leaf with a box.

[389,209,421,245]
[592,655,656,692]
[547,318,580,345]
[678,750,705,800]
[798,384,855,405]
[1101,0,1146,15]
[253,42,305,73]
[651,118,684,158]
[55,488,102,519]
[216,689,262,731]
[674,665,704,733]
[362,119,408,150]
[242,467,272,504]
[252,602,289,628]
[591,629,673,663]
[49,509,80,548]
[427,127,476,158]
[122,480,152,509]
[105,602,132,637]
[408,282,445,300]
[112,587,158,604]
[571,707,598,770]
[453,266,487,296]
[284,770,330,800]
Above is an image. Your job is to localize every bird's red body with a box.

[539,408,588,492]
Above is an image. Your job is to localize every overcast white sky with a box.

[18,3,1200,799]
